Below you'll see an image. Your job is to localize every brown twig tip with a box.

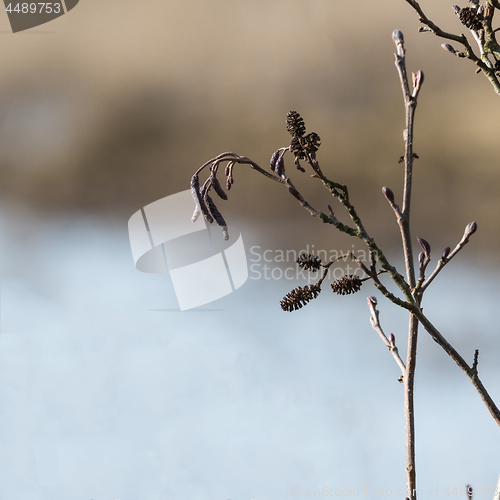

[382,186,395,204]
[452,5,461,15]
[464,221,478,238]
[392,29,404,45]
[442,246,451,259]
[367,296,378,307]
[417,237,431,257]
[331,275,363,295]
[280,284,322,312]
[297,253,323,271]
[472,350,479,374]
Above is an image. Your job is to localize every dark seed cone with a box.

[297,253,322,271]
[286,111,306,138]
[210,175,228,200]
[459,7,482,30]
[304,132,321,153]
[331,275,363,295]
[280,284,321,312]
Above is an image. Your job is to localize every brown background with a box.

[0,0,498,257]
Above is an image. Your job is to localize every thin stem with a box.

[394,33,419,289]
[393,30,422,500]
[404,312,419,499]
[367,297,407,375]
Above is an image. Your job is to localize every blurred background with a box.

[0,1,499,499]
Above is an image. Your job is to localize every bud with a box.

[418,251,425,267]
[442,246,451,259]
[392,30,404,45]
[452,5,461,14]
[417,237,431,256]
[382,187,395,204]
[464,221,477,238]
[367,296,378,307]
[270,150,280,172]
[389,333,396,347]
[442,43,458,55]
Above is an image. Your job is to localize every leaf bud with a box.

[389,333,396,347]
[382,187,395,204]
[392,30,404,45]
[417,237,431,257]
[464,221,477,238]
[442,43,458,55]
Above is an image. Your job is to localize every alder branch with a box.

[403,0,500,94]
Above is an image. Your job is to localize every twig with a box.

[419,222,477,293]
[367,296,406,376]
[472,350,479,375]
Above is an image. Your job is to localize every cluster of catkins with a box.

[280,253,364,312]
